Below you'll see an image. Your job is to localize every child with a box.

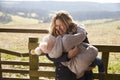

[34,26,99,78]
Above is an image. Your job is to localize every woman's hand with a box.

[68,46,79,59]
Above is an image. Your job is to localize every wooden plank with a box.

[21,53,29,57]
[0,48,29,57]
[39,63,54,67]
[1,61,29,65]
[2,69,29,74]
[94,45,120,52]
[2,78,29,80]
[29,70,55,78]
[0,28,49,33]
[1,61,54,67]
[0,48,21,56]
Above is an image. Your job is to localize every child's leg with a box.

[95,57,104,73]
[84,57,105,80]
[89,57,105,73]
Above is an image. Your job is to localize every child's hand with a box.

[34,47,43,55]
[31,49,35,55]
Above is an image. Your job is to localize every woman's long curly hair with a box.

[49,11,77,37]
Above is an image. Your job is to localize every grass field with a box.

[0,16,120,76]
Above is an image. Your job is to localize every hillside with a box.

[0,1,120,23]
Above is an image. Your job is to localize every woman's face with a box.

[55,19,67,36]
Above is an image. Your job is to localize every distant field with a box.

[81,19,120,45]
[0,17,120,74]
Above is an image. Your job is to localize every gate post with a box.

[28,37,39,80]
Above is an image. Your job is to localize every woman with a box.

[46,11,97,80]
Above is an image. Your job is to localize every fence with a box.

[0,28,120,80]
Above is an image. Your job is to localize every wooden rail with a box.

[0,28,49,33]
[0,49,29,57]
[0,28,120,80]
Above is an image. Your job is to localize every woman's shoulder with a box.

[76,24,86,32]
[77,24,85,29]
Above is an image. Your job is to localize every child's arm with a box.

[46,52,70,62]
[48,36,63,58]
[46,46,79,62]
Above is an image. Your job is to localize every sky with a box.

[1,0,120,3]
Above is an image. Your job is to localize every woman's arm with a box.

[48,36,63,58]
[62,26,87,51]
